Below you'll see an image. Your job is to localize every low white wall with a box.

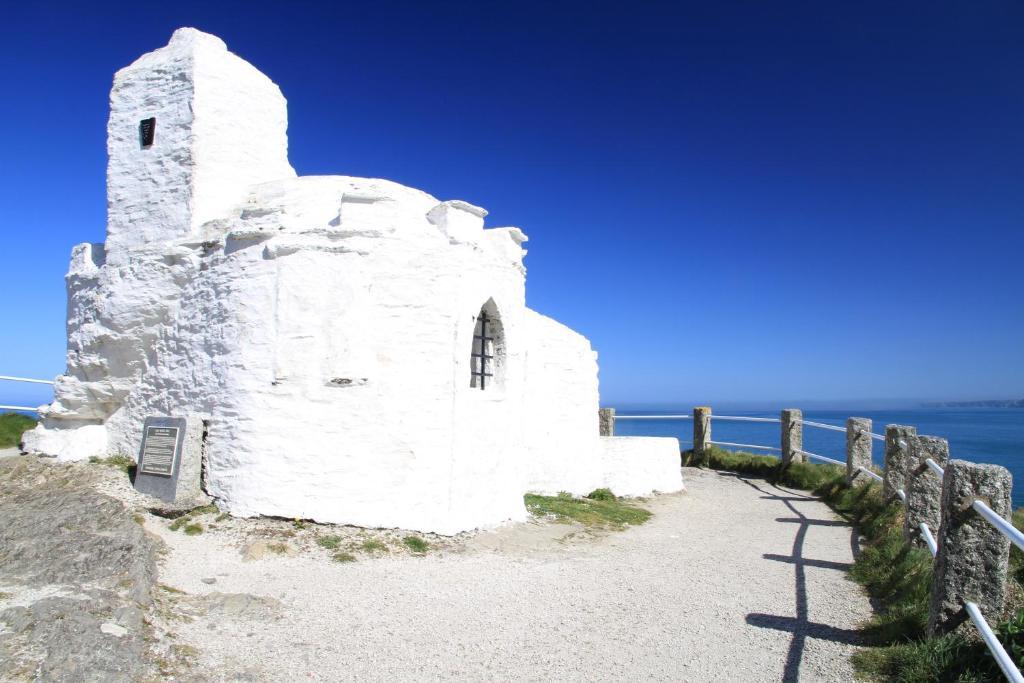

[600,436,685,497]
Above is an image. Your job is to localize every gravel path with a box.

[155,468,872,682]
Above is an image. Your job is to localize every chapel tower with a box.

[105,28,295,254]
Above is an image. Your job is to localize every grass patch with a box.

[361,539,388,553]
[0,413,36,449]
[183,523,203,536]
[88,453,136,473]
[266,542,289,555]
[524,491,652,529]
[317,535,341,550]
[402,536,429,553]
[586,487,616,501]
[702,444,1024,681]
[332,552,357,563]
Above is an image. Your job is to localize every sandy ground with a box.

[149,468,873,682]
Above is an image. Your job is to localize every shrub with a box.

[586,488,616,502]
[361,539,388,553]
[402,536,429,553]
[317,535,341,550]
[332,552,357,563]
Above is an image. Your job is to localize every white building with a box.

[25,28,682,534]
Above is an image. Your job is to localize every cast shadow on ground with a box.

[720,472,863,682]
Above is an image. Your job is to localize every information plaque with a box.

[139,425,181,477]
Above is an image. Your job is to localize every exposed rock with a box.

[0,456,163,681]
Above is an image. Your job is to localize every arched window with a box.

[470,301,504,390]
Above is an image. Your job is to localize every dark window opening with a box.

[140,117,156,148]
[471,311,494,390]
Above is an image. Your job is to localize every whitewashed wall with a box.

[24,28,682,534]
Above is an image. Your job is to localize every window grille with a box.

[471,311,494,390]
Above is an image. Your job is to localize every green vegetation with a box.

[88,453,136,472]
[266,542,290,555]
[524,490,652,529]
[168,504,219,533]
[701,445,1024,682]
[402,536,430,553]
[0,412,37,449]
[317,535,342,550]
[332,552,357,563]
[586,487,616,502]
[361,539,388,553]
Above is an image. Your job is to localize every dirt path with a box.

[152,468,872,682]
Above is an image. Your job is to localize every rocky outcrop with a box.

[0,457,160,681]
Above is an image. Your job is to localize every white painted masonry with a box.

[24,28,683,534]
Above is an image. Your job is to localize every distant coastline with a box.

[921,399,1024,408]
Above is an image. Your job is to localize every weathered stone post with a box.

[882,425,917,502]
[781,409,804,466]
[599,408,615,437]
[903,435,949,547]
[928,460,1012,635]
[846,417,873,485]
[693,407,711,463]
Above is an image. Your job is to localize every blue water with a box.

[614,408,1024,506]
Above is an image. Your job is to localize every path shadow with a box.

[733,475,863,682]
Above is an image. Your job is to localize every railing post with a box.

[846,417,873,485]
[781,409,803,466]
[693,406,711,463]
[883,425,917,502]
[903,435,949,548]
[599,408,615,436]
[928,460,1012,635]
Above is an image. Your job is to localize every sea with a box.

[613,406,1024,506]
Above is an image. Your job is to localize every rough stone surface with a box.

[929,459,1012,635]
[598,408,615,436]
[133,415,205,504]
[22,27,683,534]
[903,435,949,548]
[845,418,873,485]
[0,456,161,681]
[882,424,917,503]
[693,407,711,459]
[781,408,804,465]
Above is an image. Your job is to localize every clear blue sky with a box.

[1,1,1021,406]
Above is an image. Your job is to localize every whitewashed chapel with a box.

[25,28,682,534]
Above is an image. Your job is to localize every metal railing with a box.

[608,406,1024,681]
[0,375,54,413]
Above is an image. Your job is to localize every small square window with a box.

[139,118,156,148]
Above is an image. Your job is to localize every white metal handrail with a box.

[710,415,781,423]
[707,440,780,452]
[920,522,939,557]
[614,414,693,420]
[896,488,906,502]
[0,375,54,385]
[858,466,883,483]
[795,449,845,467]
[926,458,946,478]
[797,419,847,434]
[966,601,1024,683]
[972,500,1024,554]
[0,404,41,412]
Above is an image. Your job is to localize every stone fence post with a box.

[882,425,917,503]
[928,460,1012,635]
[599,408,615,437]
[903,436,949,548]
[693,407,711,462]
[846,417,873,485]
[781,409,804,466]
